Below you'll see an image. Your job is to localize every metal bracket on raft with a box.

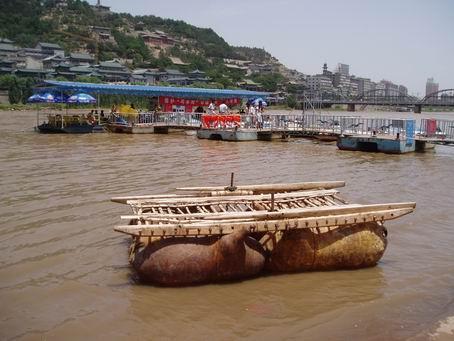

[224,172,237,192]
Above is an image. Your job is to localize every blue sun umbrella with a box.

[41,93,56,102]
[248,97,267,107]
[54,94,69,103]
[252,97,267,107]
[27,94,45,103]
[27,93,58,103]
[67,93,96,104]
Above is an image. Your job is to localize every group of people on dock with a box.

[200,99,266,129]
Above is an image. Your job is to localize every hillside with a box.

[0,0,302,91]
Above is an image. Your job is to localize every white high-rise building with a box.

[425,78,439,96]
[336,63,350,77]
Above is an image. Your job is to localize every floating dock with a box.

[197,128,258,141]
[337,135,416,154]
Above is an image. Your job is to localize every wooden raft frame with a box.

[111,181,416,238]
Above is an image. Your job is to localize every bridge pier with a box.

[347,103,356,112]
[414,104,422,114]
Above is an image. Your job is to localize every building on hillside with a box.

[0,38,13,44]
[130,69,160,85]
[91,0,111,15]
[89,26,114,43]
[35,42,64,56]
[139,31,177,49]
[42,54,66,69]
[0,59,15,75]
[283,68,306,82]
[14,68,53,79]
[20,48,47,63]
[237,79,263,91]
[24,56,43,70]
[188,69,209,84]
[160,68,185,82]
[54,62,76,80]
[425,77,439,96]
[0,42,19,59]
[223,58,252,66]
[69,52,95,65]
[249,63,273,74]
[98,61,130,82]
[224,63,249,71]
[167,77,191,86]
[69,65,96,77]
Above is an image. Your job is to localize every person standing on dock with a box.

[219,102,229,115]
[208,100,216,114]
[256,104,263,129]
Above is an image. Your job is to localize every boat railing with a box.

[419,118,454,139]
[337,117,415,139]
[38,112,92,127]
[153,112,203,127]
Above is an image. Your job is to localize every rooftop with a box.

[69,66,94,73]
[43,80,269,99]
[164,68,185,75]
[0,38,13,44]
[37,42,63,50]
[0,43,19,52]
[70,53,95,61]
[99,61,124,69]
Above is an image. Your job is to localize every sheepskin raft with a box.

[111,179,415,286]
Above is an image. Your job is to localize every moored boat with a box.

[36,113,96,134]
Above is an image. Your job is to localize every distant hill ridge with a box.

[0,0,300,90]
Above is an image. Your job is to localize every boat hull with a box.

[105,123,133,133]
[36,123,94,134]
[105,123,155,134]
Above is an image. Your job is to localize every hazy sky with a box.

[89,0,453,95]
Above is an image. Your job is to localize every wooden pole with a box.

[120,202,416,222]
[118,189,341,206]
[114,206,416,237]
[176,181,346,193]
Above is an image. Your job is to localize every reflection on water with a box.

[1,110,454,340]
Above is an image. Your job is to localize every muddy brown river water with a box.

[1,110,454,340]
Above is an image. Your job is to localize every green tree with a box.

[287,95,297,109]
[0,75,35,104]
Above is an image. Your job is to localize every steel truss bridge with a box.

[302,88,454,112]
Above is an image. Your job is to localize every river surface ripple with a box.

[1,110,454,340]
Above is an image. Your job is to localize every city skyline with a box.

[88,0,454,96]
